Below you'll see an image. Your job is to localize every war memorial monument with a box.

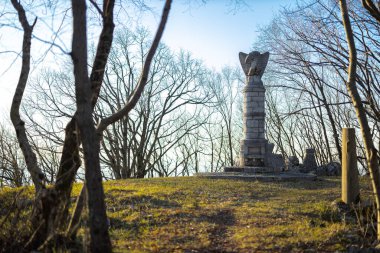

[224,51,284,173]
[198,50,317,180]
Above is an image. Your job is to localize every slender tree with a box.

[71,0,111,251]
[339,0,380,240]
[8,0,172,250]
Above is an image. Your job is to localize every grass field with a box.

[0,176,374,252]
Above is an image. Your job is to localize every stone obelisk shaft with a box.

[240,82,272,167]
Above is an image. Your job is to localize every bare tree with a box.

[339,0,380,240]
[96,32,209,178]
[207,67,243,167]
[71,0,111,250]
[9,0,42,193]
[7,0,172,251]
[0,124,27,187]
[253,0,380,170]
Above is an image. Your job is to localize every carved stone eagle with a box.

[239,51,270,78]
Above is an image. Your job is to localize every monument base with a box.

[196,171,317,181]
[224,166,282,173]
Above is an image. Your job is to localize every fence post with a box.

[342,128,360,204]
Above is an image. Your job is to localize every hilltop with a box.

[0,176,374,252]
[94,177,370,252]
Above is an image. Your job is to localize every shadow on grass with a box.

[110,207,238,252]
[202,209,237,252]
[107,194,181,213]
[175,208,238,252]
[245,177,339,191]
[272,230,357,253]
[199,176,339,191]
[105,188,136,195]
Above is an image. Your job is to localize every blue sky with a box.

[0,0,295,115]
[154,0,294,70]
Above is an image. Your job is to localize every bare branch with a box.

[97,0,172,133]
[362,0,380,23]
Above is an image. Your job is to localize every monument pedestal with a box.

[238,83,283,171]
[224,166,282,173]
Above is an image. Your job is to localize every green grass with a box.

[0,176,374,252]
[103,177,365,252]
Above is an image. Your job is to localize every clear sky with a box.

[155,0,293,70]
[0,0,294,116]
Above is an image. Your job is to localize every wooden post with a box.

[342,128,360,204]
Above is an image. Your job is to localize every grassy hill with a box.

[103,176,369,252]
[0,176,374,252]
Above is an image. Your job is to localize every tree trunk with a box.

[319,85,342,161]
[339,0,380,240]
[10,0,43,193]
[35,0,116,245]
[9,1,55,249]
[71,0,111,251]
[54,0,115,220]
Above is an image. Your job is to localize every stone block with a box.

[252,97,261,103]
[316,162,341,176]
[244,112,265,118]
[224,167,244,172]
[245,132,264,139]
[248,147,261,154]
[287,156,299,170]
[245,133,254,139]
[257,97,264,103]
[266,153,285,170]
[244,158,265,167]
[302,148,317,172]
[244,167,273,173]
[252,107,263,113]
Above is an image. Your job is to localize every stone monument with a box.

[239,51,275,169]
[199,51,316,180]
[232,51,284,171]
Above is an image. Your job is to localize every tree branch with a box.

[97,0,172,133]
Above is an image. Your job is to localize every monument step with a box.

[196,172,317,182]
[224,166,282,173]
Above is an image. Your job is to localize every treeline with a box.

[0,27,244,186]
[258,0,380,174]
[2,1,380,187]
[2,0,380,251]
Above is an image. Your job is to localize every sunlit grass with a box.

[0,176,373,252]
[103,177,364,252]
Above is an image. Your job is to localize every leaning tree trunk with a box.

[9,1,55,249]
[339,0,380,240]
[9,0,43,193]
